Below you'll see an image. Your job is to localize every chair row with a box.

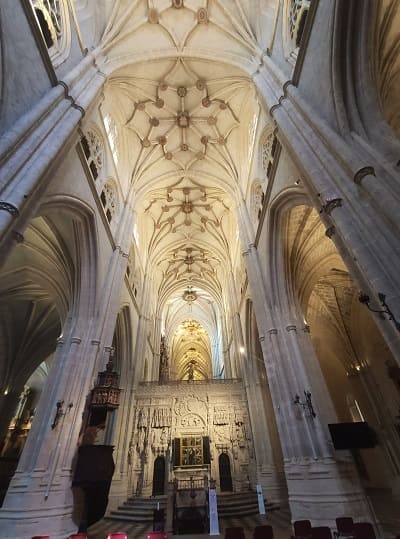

[293,518,377,539]
[32,533,129,539]
[224,520,378,539]
[32,532,169,539]
[334,516,376,539]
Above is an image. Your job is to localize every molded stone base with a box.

[285,456,373,526]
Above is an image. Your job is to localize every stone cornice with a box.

[136,379,244,398]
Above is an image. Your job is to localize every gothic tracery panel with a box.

[30,0,71,66]
[100,181,117,224]
[283,0,310,61]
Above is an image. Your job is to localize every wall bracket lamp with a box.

[294,390,316,418]
[359,292,400,332]
[51,400,73,429]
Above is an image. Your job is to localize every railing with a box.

[139,378,242,387]
[174,476,209,491]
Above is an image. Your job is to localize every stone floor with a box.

[87,507,292,539]
[87,490,400,539]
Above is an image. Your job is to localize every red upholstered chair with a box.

[334,517,355,539]
[107,533,128,539]
[311,527,332,539]
[225,526,246,539]
[353,522,376,539]
[147,533,167,539]
[293,520,312,539]
[253,525,274,539]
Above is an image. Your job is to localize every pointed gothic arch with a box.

[218,452,233,492]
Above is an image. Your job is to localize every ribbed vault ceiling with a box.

[99,1,277,377]
[285,205,363,374]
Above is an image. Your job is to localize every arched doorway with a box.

[219,453,233,492]
[152,456,166,496]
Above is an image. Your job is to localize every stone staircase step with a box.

[110,510,154,520]
[218,500,258,510]
[217,491,258,518]
[106,512,153,523]
[217,491,279,520]
[126,496,166,503]
[107,495,167,523]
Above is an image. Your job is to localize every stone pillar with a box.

[0,199,134,538]
[235,197,372,524]
[0,329,99,539]
[249,256,372,526]
[242,350,287,504]
[261,319,371,525]
[254,64,400,364]
[94,204,140,512]
[219,314,232,378]
[0,55,105,267]
[106,203,152,510]
[226,268,245,378]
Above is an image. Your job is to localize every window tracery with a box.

[262,131,274,179]
[283,0,310,61]
[260,126,277,182]
[30,0,71,66]
[126,247,140,298]
[100,182,116,224]
[81,129,104,181]
[251,181,264,224]
[126,249,134,281]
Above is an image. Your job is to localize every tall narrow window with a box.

[283,0,310,62]
[81,129,104,181]
[261,128,277,182]
[251,181,264,223]
[103,114,119,166]
[30,0,71,66]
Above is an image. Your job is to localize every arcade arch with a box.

[283,203,400,490]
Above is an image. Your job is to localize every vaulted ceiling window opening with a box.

[171,319,212,381]
[160,282,226,382]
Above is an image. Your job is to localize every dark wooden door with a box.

[219,453,233,492]
[152,456,165,496]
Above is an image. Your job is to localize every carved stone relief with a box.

[213,406,229,425]
[174,394,207,420]
[130,384,252,495]
[180,413,204,428]
[151,407,172,428]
